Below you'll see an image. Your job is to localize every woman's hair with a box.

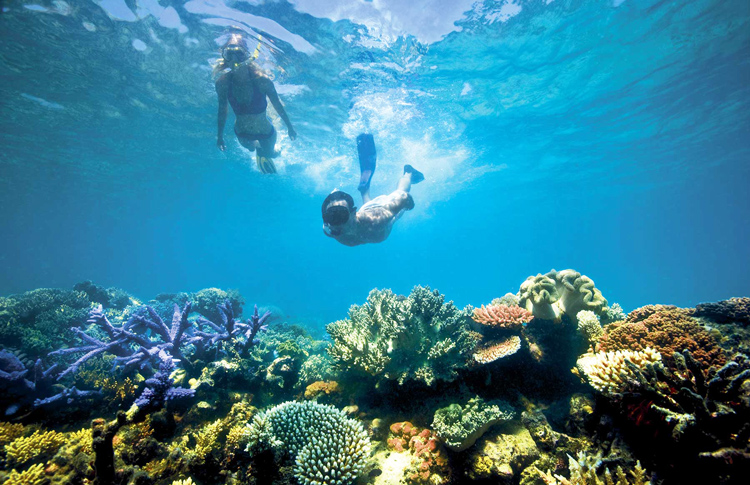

[212,34,261,78]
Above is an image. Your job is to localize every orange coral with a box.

[472,335,522,364]
[387,421,450,485]
[303,380,341,400]
[472,304,533,329]
[597,305,725,369]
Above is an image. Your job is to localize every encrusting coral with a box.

[327,286,479,386]
[597,304,726,369]
[246,401,371,485]
[432,396,516,451]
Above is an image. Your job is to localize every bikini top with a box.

[227,68,267,115]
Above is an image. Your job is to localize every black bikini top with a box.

[227,67,267,115]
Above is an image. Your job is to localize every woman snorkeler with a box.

[214,34,297,174]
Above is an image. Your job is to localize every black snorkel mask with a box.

[322,191,355,235]
[222,45,250,66]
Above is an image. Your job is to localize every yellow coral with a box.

[4,463,47,485]
[225,424,250,453]
[576,348,661,394]
[0,422,25,446]
[193,419,225,461]
[304,380,341,400]
[5,430,66,465]
[67,428,93,454]
[171,478,195,485]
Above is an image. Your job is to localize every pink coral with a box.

[472,304,533,329]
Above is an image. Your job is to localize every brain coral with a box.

[327,286,479,386]
[246,401,371,485]
[597,305,726,369]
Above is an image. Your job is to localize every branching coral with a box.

[4,429,67,466]
[576,310,603,344]
[432,396,516,452]
[0,422,25,446]
[597,305,726,369]
[327,286,479,386]
[473,336,522,364]
[576,348,662,394]
[545,451,652,485]
[246,401,371,485]
[472,304,532,329]
[3,463,47,485]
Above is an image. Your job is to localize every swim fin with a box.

[357,133,376,192]
[404,164,424,184]
[256,153,277,174]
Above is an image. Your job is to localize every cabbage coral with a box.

[327,286,479,386]
[518,269,607,322]
[246,401,371,485]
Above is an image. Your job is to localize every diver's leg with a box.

[236,134,257,152]
[357,134,376,203]
[398,165,424,192]
[257,128,278,158]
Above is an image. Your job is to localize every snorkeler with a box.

[322,134,424,246]
[214,34,297,174]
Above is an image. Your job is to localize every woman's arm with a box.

[215,78,228,150]
[263,79,297,140]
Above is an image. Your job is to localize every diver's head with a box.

[222,34,250,66]
[322,190,355,233]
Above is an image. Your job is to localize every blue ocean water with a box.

[0,0,748,330]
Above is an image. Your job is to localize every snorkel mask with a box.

[322,190,355,235]
[222,44,250,67]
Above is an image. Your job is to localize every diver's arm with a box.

[264,79,297,140]
[215,78,229,151]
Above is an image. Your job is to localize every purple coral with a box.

[132,355,194,412]
[194,301,270,357]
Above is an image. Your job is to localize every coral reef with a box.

[246,401,371,485]
[386,421,450,484]
[519,270,607,323]
[4,429,67,466]
[472,304,532,329]
[695,297,750,325]
[597,304,726,369]
[3,463,47,485]
[466,425,540,482]
[472,335,522,364]
[542,451,651,485]
[575,348,662,394]
[432,396,516,451]
[327,286,479,386]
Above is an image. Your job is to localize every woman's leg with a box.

[236,134,257,152]
[257,127,278,158]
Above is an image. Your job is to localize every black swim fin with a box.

[357,133,376,192]
[404,164,424,184]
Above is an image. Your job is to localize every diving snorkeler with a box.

[214,34,297,174]
[322,134,424,246]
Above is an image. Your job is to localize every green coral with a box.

[432,396,516,452]
[519,270,607,323]
[327,286,479,386]
[246,401,371,485]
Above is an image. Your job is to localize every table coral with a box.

[597,305,726,369]
[473,335,522,364]
[432,396,516,452]
[472,304,532,329]
[327,286,479,386]
[245,401,371,485]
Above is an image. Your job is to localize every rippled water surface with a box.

[1,0,748,324]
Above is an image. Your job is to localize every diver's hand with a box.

[217,138,226,151]
[288,127,297,141]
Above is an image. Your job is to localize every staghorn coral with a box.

[4,429,67,466]
[246,401,371,485]
[576,348,662,394]
[597,304,726,369]
[432,396,516,452]
[473,335,522,364]
[472,304,532,329]
[576,310,603,344]
[327,286,479,386]
[3,463,47,485]
[545,450,652,485]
